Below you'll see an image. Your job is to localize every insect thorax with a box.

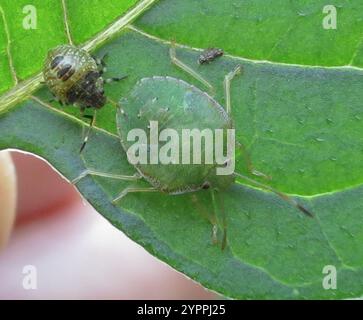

[66,71,106,109]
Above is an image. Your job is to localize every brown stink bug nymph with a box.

[43,45,126,152]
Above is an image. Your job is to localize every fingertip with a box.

[0,151,17,250]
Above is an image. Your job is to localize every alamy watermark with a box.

[126,121,235,176]
[22,265,37,290]
[322,5,337,30]
[22,5,37,30]
[322,265,337,290]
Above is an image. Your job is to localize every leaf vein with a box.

[266,19,297,60]
[349,33,363,66]
[129,25,363,72]
[61,0,73,45]
[0,5,18,85]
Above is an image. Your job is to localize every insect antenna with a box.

[233,172,314,217]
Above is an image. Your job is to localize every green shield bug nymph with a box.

[73,45,313,249]
[43,45,125,152]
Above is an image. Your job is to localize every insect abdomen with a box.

[59,65,75,81]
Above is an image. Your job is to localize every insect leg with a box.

[225,64,269,180]
[169,42,214,95]
[72,170,141,185]
[104,75,128,84]
[236,141,271,180]
[224,65,242,116]
[80,111,97,153]
[112,186,158,204]
[210,188,228,250]
[191,194,219,245]
[215,190,227,250]
[233,172,314,217]
[99,53,108,66]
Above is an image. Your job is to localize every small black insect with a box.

[43,45,126,151]
[198,48,224,64]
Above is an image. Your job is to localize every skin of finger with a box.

[0,151,17,250]
[12,152,79,218]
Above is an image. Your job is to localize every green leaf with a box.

[1,0,363,299]
[135,0,363,67]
